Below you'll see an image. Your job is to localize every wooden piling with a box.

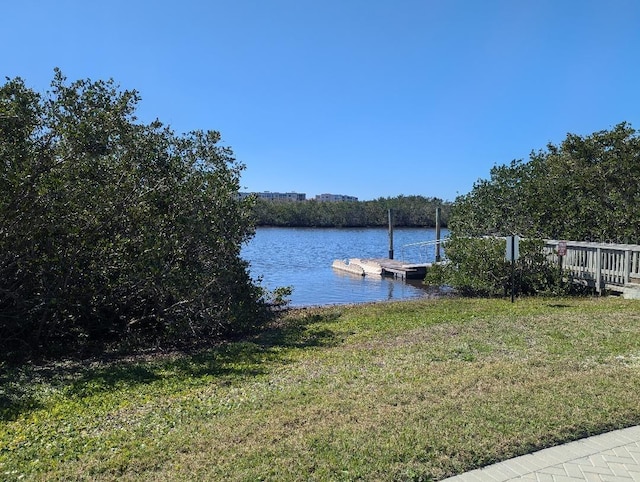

[388,209,394,260]
[435,207,441,262]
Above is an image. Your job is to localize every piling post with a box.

[435,207,442,262]
[388,209,394,260]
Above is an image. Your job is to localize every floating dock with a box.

[332,258,430,280]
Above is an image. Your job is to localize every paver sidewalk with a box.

[442,425,640,481]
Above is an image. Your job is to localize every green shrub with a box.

[424,236,572,297]
[0,71,274,359]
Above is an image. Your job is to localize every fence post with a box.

[625,250,631,284]
[596,247,602,293]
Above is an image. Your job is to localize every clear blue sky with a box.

[3,1,640,201]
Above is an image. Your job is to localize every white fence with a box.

[544,240,640,293]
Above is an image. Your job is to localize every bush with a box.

[424,236,572,297]
[0,71,274,359]
[448,123,640,243]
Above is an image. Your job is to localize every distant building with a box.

[315,193,359,202]
[238,191,358,202]
[238,191,306,202]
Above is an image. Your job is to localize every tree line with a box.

[252,195,452,228]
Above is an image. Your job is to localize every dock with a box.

[332,258,430,280]
[331,208,442,282]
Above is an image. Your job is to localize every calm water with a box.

[241,227,448,307]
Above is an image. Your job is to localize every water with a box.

[241,227,448,307]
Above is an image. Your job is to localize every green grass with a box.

[2,296,640,481]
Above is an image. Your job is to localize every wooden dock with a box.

[332,258,430,280]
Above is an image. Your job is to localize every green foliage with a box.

[450,122,640,243]
[0,70,273,359]
[253,195,451,227]
[424,236,571,297]
[436,123,640,297]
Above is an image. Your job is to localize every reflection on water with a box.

[241,227,448,307]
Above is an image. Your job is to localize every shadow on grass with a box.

[0,308,343,422]
[253,310,343,349]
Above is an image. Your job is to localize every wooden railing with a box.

[544,240,640,293]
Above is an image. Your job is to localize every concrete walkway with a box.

[442,426,640,481]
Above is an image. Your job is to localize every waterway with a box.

[241,227,448,307]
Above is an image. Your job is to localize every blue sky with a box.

[3,1,640,201]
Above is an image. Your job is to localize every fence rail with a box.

[399,239,441,264]
[544,240,640,293]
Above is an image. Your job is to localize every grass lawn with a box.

[1,296,639,481]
